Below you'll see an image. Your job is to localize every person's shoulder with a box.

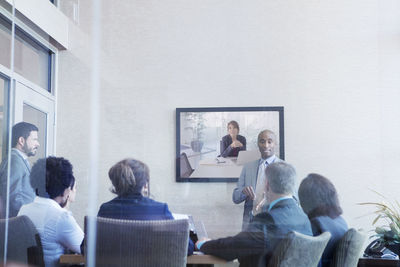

[18,202,33,215]
[143,197,168,207]
[253,211,274,222]
[312,215,348,228]
[249,212,275,230]
[243,159,260,169]
[238,134,246,140]
[269,198,302,216]
[98,197,120,209]
[221,135,230,141]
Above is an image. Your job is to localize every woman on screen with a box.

[220,120,246,157]
[97,158,194,255]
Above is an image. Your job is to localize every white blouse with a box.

[18,197,84,267]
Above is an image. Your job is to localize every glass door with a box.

[14,80,55,165]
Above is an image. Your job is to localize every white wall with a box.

[56,0,400,245]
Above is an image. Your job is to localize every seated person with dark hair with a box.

[18,157,84,267]
[298,173,348,267]
[98,158,194,255]
[196,162,312,267]
[220,120,246,157]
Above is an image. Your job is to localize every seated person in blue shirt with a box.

[97,158,194,255]
[298,173,348,267]
[220,120,246,157]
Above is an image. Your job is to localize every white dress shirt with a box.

[253,155,277,214]
[18,197,84,267]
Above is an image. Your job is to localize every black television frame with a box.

[176,106,284,182]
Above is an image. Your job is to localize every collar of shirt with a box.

[268,196,292,212]
[259,154,276,166]
[34,196,64,210]
[12,147,28,160]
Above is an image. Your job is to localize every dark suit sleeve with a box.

[200,230,265,261]
[200,216,269,261]
[220,135,233,158]
[239,135,246,152]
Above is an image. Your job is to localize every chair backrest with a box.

[266,231,331,267]
[330,228,366,267]
[180,153,193,178]
[0,215,44,266]
[85,216,189,267]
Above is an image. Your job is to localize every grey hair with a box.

[265,162,296,195]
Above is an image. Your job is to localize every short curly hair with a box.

[30,157,75,199]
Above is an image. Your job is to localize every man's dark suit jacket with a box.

[311,215,348,267]
[220,134,247,157]
[97,193,194,255]
[200,198,312,267]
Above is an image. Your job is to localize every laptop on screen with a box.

[235,150,260,165]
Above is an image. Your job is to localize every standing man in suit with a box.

[232,129,283,230]
[0,122,40,217]
[197,162,312,267]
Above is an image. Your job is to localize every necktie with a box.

[253,161,268,215]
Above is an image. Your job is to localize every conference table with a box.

[358,256,400,266]
[190,157,243,178]
[60,254,400,266]
[59,253,228,265]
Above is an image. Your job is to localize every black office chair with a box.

[0,215,44,266]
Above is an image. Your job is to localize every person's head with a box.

[227,121,240,136]
[109,158,150,197]
[30,157,75,208]
[298,173,343,219]
[12,122,39,157]
[264,162,296,202]
[258,130,277,159]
